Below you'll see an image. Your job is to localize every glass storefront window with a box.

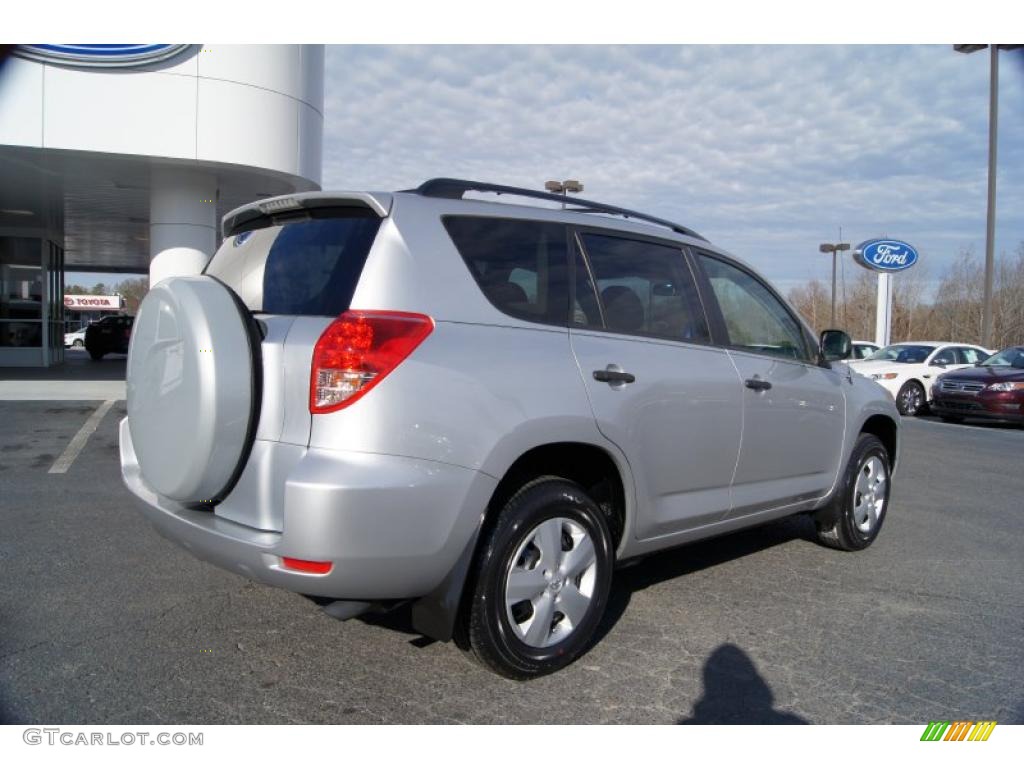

[1,237,44,349]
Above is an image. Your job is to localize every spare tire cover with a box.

[127,276,257,503]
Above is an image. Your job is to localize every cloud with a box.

[322,45,1024,287]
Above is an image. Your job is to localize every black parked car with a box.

[84,315,134,360]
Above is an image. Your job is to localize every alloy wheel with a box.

[900,384,922,415]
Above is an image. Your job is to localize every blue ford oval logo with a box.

[15,44,191,68]
[855,239,919,272]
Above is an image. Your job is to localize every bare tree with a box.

[787,280,831,332]
[113,278,150,315]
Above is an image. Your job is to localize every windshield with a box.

[865,344,936,364]
[981,347,1024,368]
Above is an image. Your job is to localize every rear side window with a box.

[578,233,709,343]
[205,209,381,316]
[444,217,569,325]
[956,347,986,365]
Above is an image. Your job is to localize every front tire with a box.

[88,348,104,361]
[462,477,613,680]
[814,434,891,552]
[895,381,926,416]
[72,339,84,348]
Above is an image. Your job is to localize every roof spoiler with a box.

[221,192,393,238]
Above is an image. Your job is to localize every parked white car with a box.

[848,342,992,416]
[851,340,880,360]
[64,325,88,348]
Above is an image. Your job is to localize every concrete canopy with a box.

[0,145,311,272]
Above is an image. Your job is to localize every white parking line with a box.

[48,399,116,474]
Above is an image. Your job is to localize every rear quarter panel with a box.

[308,321,622,479]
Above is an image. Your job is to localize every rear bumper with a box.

[120,417,496,600]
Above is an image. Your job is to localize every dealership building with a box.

[0,44,324,366]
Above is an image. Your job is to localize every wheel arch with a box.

[859,413,899,471]
[410,440,632,643]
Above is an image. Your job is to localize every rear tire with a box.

[72,339,84,348]
[88,349,104,361]
[814,434,891,552]
[462,476,613,680]
[895,381,926,416]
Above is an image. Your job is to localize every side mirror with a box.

[820,329,851,362]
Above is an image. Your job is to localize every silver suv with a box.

[121,179,900,679]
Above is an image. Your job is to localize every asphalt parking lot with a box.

[1,400,1022,724]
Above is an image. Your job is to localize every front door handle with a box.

[593,368,636,385]
[744,377,772,391]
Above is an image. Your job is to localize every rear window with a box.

[443,216,569,325]
[205,209,381,316]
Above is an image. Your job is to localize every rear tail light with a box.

[310,310,433,414]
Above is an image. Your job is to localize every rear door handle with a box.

[744,378,772,391]
[593,369,636,384]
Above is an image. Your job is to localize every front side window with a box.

[444,217,568,325]
[699,254,810,361]
[578,233,709,343]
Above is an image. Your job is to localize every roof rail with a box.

[407,178,706,241]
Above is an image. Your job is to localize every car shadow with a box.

[593,513,818,648]
[678,643,809,724]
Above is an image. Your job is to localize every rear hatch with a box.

[205,199,388,448]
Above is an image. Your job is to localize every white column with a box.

[875,272,893,348]
[149,167,217,286]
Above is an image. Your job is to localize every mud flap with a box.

[410,523,483,642]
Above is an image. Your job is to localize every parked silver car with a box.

[121,179,900,679]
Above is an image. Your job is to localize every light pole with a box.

[545,179,584,208]
[819,242,850,326]
[954,44,1021,347]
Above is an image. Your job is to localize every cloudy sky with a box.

[322,45,1024,294]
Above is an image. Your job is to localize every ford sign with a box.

[855,239,919,272]
[15,44,191,68]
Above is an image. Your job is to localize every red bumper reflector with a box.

[281,557,333,575]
